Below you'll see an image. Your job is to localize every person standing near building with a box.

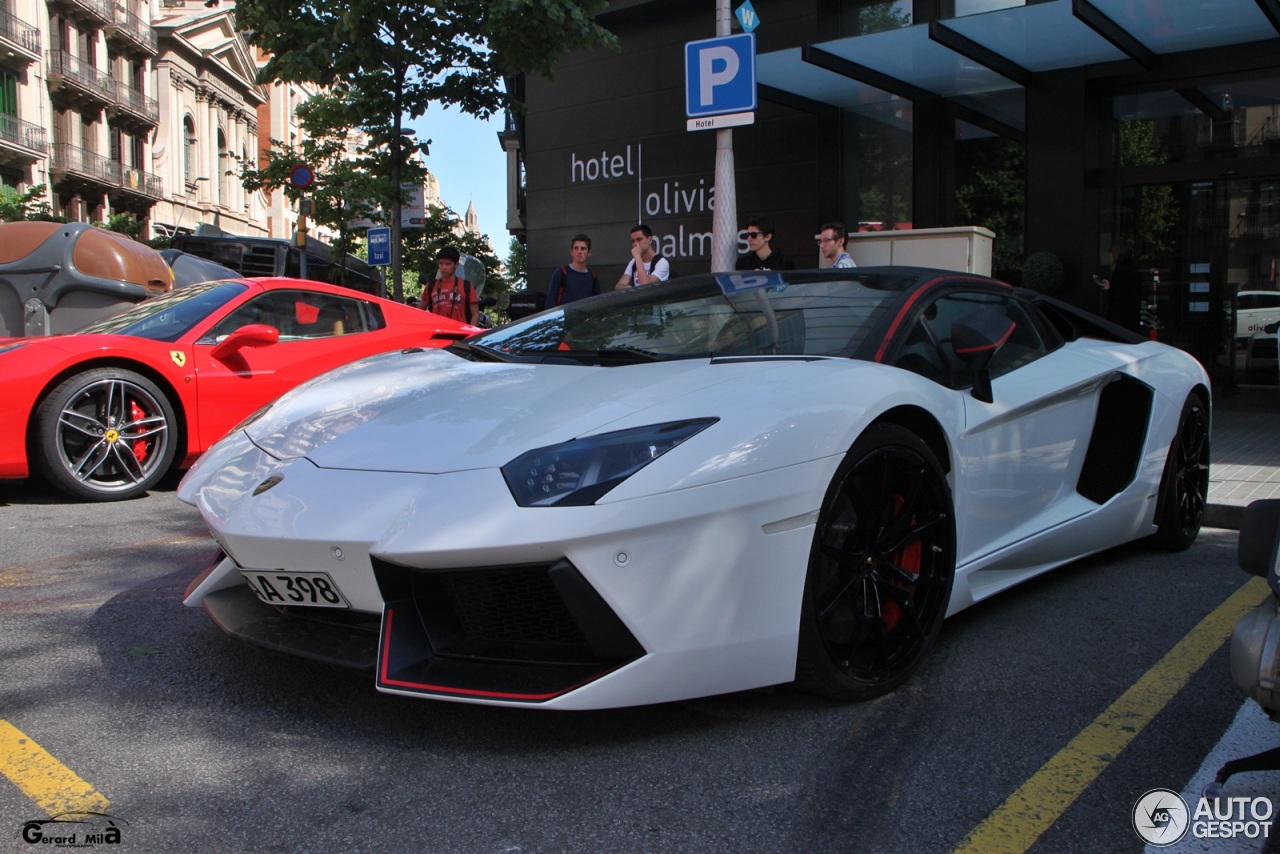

[616,223,670,288]
[545,234,601,308]
[425,246,479,325]
[1098,240,1142,334]
[735,217,796,271]
[819,221,856,268]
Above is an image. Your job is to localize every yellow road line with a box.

[0,720,109,817]
[955,576,1271,854]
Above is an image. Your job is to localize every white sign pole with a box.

[711,0,738,273]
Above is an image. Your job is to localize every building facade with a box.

[151,5,266,238]
[512,0,1280,347]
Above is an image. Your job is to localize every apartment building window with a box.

[183,115,195,186]
[1,71,16,118]
[217,128,228,206]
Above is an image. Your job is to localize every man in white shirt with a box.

[616,223,670,288]
[819,221,856,268]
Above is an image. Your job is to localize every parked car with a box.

[0,277,475,501]
[180,267,1210,709]
[1235,290,1280,346]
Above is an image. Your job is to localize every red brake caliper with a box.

[129,400,150,462]
[883,494,921,632]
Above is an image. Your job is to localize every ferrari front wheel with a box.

[32,368,178,502]
[796,424,956,701]
[1149,392,1210,551]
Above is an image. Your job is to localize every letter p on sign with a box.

[685,34,756,119]
[699,46,739,106]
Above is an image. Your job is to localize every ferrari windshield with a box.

[475,270,919,362]
[75,281,248,342]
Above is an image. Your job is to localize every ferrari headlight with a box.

[502,419,717,507]
[0,342,27,357]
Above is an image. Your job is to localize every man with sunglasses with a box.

[735,217,796,271]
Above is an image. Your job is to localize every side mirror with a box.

[1239,499,1280,595]
[950,309,1015,404]
[211,323,280,360]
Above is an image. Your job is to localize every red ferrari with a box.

[0,277,475,501]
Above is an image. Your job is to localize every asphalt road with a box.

[0,474,1268,853]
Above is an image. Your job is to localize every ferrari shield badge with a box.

[169,350,186,367]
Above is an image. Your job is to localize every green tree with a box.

[1118,120,1178,261]
[0,184,57,222]
[955,137,1025,282]
[240,92,385,287]
[505,236,527,292]
[95,212,146,241]
[234,0,617,301]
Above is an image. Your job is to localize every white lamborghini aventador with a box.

[179,267,1210,709]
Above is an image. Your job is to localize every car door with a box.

[903,289,1113,566]
[189,289,389,449]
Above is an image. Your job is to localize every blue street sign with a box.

[735,1,760,33]
[367,226,391,266]
[684,33,756,119]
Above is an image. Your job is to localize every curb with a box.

[1204,502,1245,532]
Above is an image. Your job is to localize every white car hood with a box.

[244,349,798,474]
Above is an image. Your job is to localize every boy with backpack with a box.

[545,234,601,308]
[616,223,671,288]
[424,246,479,324]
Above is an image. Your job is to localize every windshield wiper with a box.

[445,341,513,362]
[514,347,669,364]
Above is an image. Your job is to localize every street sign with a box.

[684,33,756,124]
[289,164,314,189]
[367,226,391,266]
[735,1,760,33]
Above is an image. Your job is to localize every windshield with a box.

[474,271,918,363]
[75,281,248,342]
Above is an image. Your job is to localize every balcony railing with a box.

[52,142,119,185]
[47,50,115,103]
[56,0,112,24]
[118,164,163,198]
[51,141,164,199]
[110,81,159,125]
[0,113,48,154]
[105,5,157,55]
[0,7,41,59]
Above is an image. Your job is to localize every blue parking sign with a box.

[367,227,391,266]
[685,33,756,119]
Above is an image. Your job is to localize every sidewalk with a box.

[1205,383,1280,530]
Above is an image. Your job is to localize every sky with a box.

[406,106,512,256]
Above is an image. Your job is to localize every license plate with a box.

[241,570,350,609]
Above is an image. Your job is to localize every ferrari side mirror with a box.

[211,323,280,360]
[950,309,1015,404]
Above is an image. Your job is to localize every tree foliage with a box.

[0,184,57,222]
[233,0,618,299]
[240,92,386,266]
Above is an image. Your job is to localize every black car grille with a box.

[438,567,589,648]
[372,558,646,701]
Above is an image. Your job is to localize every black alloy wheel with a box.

[1150,392,1210,551]
[32,368,178,502]
[796,423,956,701]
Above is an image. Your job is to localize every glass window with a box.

[902,291,1048,387]
[205,291,371,342]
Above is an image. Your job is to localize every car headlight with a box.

[502,419,717,507]
[0,343,28,357]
